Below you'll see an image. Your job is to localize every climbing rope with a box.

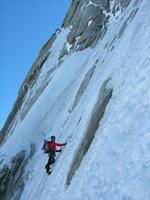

[33,172,48,200]
[26,172,47,200]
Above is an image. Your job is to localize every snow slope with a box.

[1,0,150,199]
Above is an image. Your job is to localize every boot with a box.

[45,164,50,173]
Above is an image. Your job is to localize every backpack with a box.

[42,139,50,153]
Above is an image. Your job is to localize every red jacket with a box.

[48,141,65,152]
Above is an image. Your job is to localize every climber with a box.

[42,136,66,174]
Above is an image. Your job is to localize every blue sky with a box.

[0,0,72,129]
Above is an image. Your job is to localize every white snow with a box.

[88,1,101,8]
[1,0,150,200]
[66,41,72,52]
[88,19,93,27]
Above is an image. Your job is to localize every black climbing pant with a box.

[45,152,55,172]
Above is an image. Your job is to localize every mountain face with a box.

[0,0,150,200]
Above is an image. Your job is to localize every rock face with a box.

[62,0,110,51]
[0,151,26,200]
[0,143,36,200]
[61,0,132,52]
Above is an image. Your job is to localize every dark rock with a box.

[62,0,132,53]
[0,151,27,200]
[39,29,60,57]
[59,44,69,60]
[71,60,98,112]
[67,78,113,185]
[29,143,36,158]
[0,168,9,199]
[118,8,139,38]
[112,0,131,15]
[92,0,110,11]
[63,0,110,52]
[62,0,81,28]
